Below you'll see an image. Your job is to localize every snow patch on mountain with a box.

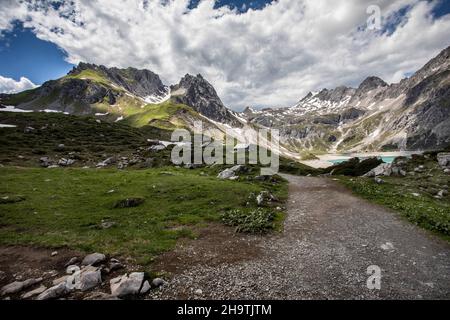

[144,86,171,104]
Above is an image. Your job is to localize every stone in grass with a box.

[0,195,26,204]
[217,169,236,180]
[100,221,117,229]
[114,197,145,208]
[81,253,106,266]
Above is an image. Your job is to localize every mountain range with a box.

[1,45,449,159]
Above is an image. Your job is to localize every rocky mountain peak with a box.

[357,76,388,93]
[170,74,240,126]
[69,62,167,99]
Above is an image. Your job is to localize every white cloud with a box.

[1,0,449,110]
[0,75,37,94]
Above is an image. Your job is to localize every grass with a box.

[65,69,113,87]
[0,88,38,105]
[0,166,288,265]
[337,174,450,241]
[123,101,196,129]
[0,112,172,167]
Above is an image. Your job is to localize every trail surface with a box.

[152,175,450,299]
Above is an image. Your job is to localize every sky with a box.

[0,0,449,110]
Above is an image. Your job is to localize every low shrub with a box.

[221,208,275,233]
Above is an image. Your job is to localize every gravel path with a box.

[152,175,450,300]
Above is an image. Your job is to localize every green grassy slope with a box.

[0,166,287,265]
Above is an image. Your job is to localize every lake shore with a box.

[300,151,423,169]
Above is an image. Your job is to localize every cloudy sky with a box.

[0,0,449,110]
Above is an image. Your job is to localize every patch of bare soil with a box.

[0,246,82,288]
[153,223,263,275]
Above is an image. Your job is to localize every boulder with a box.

[151,278,166,288]
[81,253,106,266]
[140,281,151,294]
[77,269,102,291]
[217,169,236,180]
[37,282,71,300]
[437,153,450,168]
[64,266,102,291]
[1,278,42,296]
[110,272,145,297]
[364,163,392,177]
[21,285,47,299]
[66,265,80,275]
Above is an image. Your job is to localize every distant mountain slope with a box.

[1,46,449,156]
[0,63,242,135]
[242,45,450,153]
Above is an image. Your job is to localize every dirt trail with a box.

[152,175,450,300]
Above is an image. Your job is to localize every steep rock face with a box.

[69,63,168,99]
[170,74,240,126]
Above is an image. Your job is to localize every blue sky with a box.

[0,0,449,109]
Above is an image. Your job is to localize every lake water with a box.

[329,156,397,164]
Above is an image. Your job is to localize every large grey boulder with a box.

[110,272,145,297]
[77,269,102,291]
[65,265,102,291]
[82,253,106,266]
[0,278,42,296]
[37,282,71,300]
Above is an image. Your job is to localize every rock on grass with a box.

[113,197,145,208]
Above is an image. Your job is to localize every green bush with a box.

[221,208,275,233]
